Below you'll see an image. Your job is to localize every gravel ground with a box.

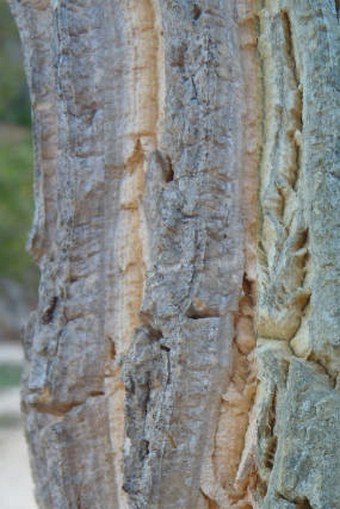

[0,342,37,509]
[0,342,24,364]
[0,425,37,509]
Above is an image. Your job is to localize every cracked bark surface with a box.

[7,0,339,508]
[255,3,339,508]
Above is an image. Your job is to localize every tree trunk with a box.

[8,0,339,508]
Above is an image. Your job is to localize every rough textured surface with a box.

[255,2,340,508]
[7,0,339,508]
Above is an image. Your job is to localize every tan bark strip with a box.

[200,3,259,508]
[103,2,162,507]
[257,3,310,343]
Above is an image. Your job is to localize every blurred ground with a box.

[0,341,37,509]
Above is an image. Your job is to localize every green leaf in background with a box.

[0,363,22,388]
[0,0,31,126]
[0,127,36,283]
[0,0,37,287]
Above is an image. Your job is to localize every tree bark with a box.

[8,0,339,508]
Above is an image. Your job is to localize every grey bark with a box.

[8,1,339,508]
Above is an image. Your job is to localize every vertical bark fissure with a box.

[257,4,310,344]
[198,3,260,508]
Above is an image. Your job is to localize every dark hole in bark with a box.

[257,476,268,498]
[192,4,202,20]
[89,390,105,397]
[186,303,220,320]
[164,155,174,182]
[148,326,163,341]
[277,493,313,509]
[108,337,116,360]
[268,389,277,434]
[264,435,277,469]
[142,379,151,417]
[295,498,313,509]
[139,439,150,461]
[242,272,255,305]
[41,296,58,324]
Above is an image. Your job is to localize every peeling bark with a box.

[255,2,340,508]
[7,0,339,508]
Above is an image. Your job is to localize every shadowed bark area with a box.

[7,0,339,508]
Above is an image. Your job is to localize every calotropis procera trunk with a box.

[8,1,339,508]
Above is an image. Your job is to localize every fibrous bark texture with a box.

[8,0,339,508]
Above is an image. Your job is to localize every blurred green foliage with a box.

[0,363,22,387]
[0,0,37,286]
[0,129,35,282]
[0,1,31,126]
